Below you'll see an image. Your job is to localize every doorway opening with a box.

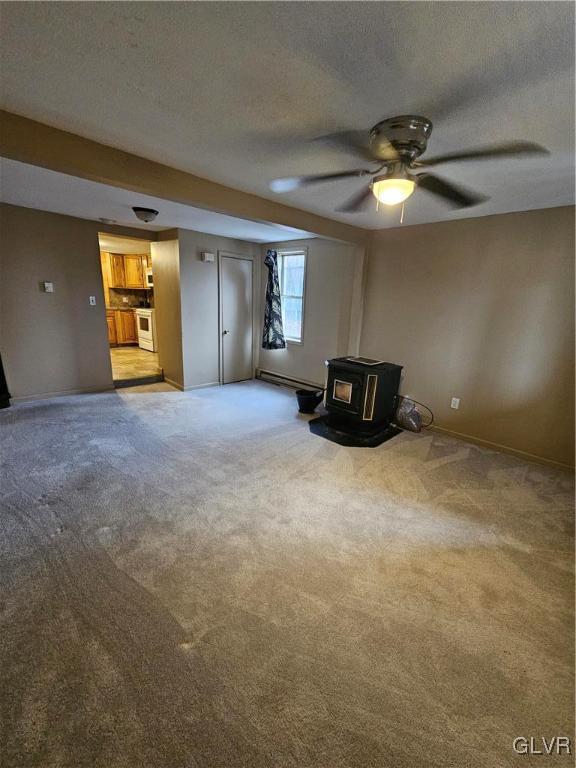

[98,233,163,387]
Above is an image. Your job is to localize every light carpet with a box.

[1,381,573,767]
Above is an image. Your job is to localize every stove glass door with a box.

[333,379,353,404]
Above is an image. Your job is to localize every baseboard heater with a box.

[257,368,324,391]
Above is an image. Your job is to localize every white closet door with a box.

[220,255,253,384]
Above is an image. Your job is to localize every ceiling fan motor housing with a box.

[370,115,433,162]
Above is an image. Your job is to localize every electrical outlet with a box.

[43,281,54,293]
[122,296,129,303]
[89,296,96,306]
[450,397,460,410]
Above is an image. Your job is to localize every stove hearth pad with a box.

[309,415,401,447]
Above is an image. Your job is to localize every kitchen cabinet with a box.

[101,252,148,289]
[115,309,138,344]
[111,254,126,288]
[106,310,117,345]
[124,254,146,288]
[107,309,138,346]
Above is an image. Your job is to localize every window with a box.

[278,250,306,342]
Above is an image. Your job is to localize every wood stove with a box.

[324,357,402,434]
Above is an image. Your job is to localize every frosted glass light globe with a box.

[372,178,415,206]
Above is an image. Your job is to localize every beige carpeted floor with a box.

[1,381,573,767]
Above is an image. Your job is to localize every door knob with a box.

[223,329,230,335]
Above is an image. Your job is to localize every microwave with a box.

[146,269,153,287]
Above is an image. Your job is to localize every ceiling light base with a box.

[132,206,159,223]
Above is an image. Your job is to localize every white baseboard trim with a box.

[166,379,248,391]
[10,385,114,403]
[429,424,574,471]
[183,381,221,391]
[257,368,324,391]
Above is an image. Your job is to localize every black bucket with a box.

[296,389,324,414]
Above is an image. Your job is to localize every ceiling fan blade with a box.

[419,141,548,167]
[336,185,374,213]
[269,169,371,193]
[416,173,487,208]
[311,130,377,162]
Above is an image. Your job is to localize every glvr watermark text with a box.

[513,736,572,755]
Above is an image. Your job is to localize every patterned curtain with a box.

[262,249,286,349]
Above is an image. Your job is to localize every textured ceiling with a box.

[0,159,313,243]
[1,2,574,230]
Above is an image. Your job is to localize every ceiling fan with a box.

[269,115,548,213]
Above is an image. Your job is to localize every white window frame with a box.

[278,248,307,344]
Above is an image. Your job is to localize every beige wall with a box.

[360,206,575,467]
[150,239,183,389]
[0,203,154,400]
[258,238,365,387]
[3,200,573,468]
[177,229,259,389]
[156,229,259,390]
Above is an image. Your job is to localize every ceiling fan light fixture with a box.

[371,176,415,206]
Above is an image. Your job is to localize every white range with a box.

[135,308,157,352]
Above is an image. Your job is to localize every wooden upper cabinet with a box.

[111,254,126,288]
[124,254,146,288]
[101,252,149,292]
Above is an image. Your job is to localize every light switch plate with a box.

[450,397,460,410]
[89,296,97,306]
[43,281,54,293]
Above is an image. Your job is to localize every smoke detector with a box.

[132,206,159,223]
